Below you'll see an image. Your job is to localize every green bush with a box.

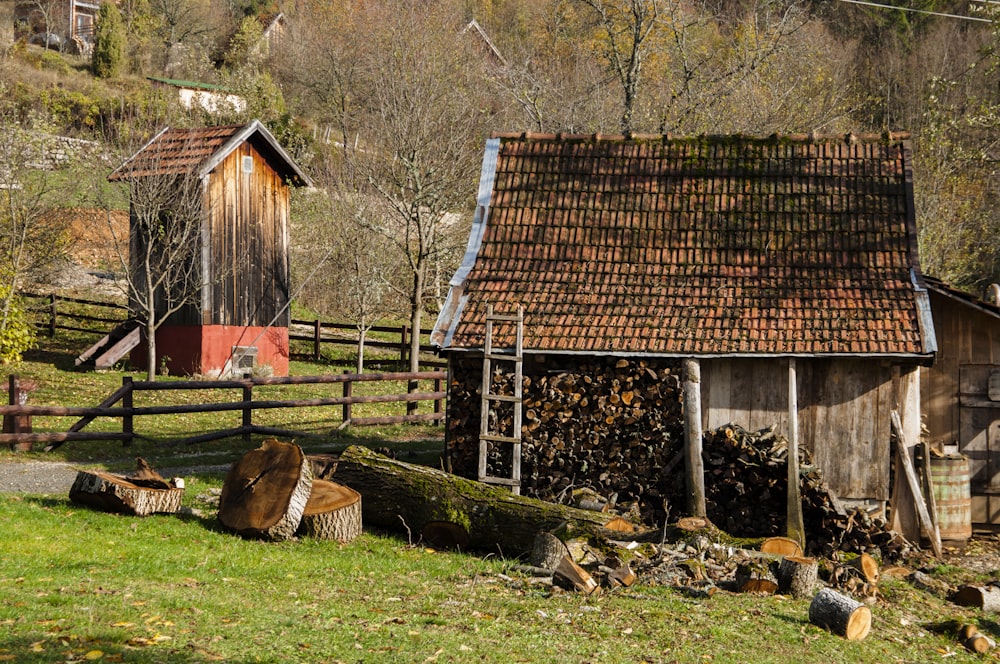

[0,289,36,365]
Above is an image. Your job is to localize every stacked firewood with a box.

[446,356,684,522]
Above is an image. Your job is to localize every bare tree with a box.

[104,137,207,380]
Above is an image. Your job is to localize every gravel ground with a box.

[0,460,230,494]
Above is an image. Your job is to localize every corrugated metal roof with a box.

[434,132,934,358]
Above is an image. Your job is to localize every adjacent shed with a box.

[108,120,311,377]
[921,277,1000,526]
[432,132,937,540]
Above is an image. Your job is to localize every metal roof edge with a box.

[430,137,501,349]
[911,269,938,354]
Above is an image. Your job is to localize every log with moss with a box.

[330,445,642,556]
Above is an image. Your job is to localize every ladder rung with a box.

[486,314,523,323]
[479,476,521,487]
[485,394,521,403]
[480,434,521,444]
[485,352,522,362]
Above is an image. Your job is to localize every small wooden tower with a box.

[108,121,311,377]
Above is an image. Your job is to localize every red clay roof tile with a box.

[435,133,932,357]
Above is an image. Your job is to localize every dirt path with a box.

[0,459,230,494]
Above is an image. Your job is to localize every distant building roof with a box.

[107,120,311,187]
[433,132,935,358]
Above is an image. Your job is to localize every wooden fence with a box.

[18,292,437,368]
[0,371,447,449]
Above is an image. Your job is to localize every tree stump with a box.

[954,585,1000,612]
[218,438,312,541]
[760,536,803,557]
[847,553,880,585]
[809,588,872,640]
[531,532,571,570]
[69,469,184,516]
[778,556,819,598]
[297,480,362,543]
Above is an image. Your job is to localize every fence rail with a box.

[17,292,438,367]
[1,371,447,449]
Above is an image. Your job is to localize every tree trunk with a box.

[69,469,183,516]
[145,318,157,381]
[356,327,367,375]
[330,445,641,556]
[298,479,362,543]
[778,556,819,598]
[809,588,872,640]
[218,438,312,541]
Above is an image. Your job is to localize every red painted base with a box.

[131,325,289,377]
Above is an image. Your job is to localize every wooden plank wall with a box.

[205,143,291,328]
[702,358,906,501]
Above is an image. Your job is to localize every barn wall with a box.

[701,358,910,502]
[131,324,289,377]
[922,292,1000,524]
[204,143,291,328]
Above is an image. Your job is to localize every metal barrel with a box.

[929,454,973,541]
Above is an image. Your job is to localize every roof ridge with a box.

[489,130,911,144]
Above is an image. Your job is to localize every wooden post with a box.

[342,371,352,424]
[891,410,942,558]
[313,319,322,361]
[400,325,409,368]
[682,358,706,517]
[434,376,443,425]
[122,376,133,447]
[48,294,57,337]
[242,382,253,443]
[787,358,805,550]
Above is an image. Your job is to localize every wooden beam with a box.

[787,358,805,549]
[890,410,942,558]
[683,358,706,517]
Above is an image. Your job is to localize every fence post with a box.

[243,381,253,443]
[342,370,352,425]
[122,376,133,447]
[313,319,322,361]
[434,376,443,424]
[49,294,57,337]
[400,325,409,368]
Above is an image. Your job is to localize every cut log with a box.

[778,556,819,598]
[297,480,362,543]
[809,588,873,640]
[847,553,880,585]
[218,438,312,541]
[954,585,1000,612]
[330,445,644,556]
[677,516,716,532]
[69,467,183,516]
[735,559,779,594]
[760,536,803,557]
[553,555,598,594]
[531,532,571,570]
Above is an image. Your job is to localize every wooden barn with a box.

[107,120,311,377]
[432,132,937,541]
[921,277,1000,527]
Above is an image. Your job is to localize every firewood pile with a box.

[449,357,913,561]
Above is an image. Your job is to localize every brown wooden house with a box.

[432,132,937,540]
[108,120,311,377]
[921,277,1000,526]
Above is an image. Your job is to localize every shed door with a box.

[958,365,1000,495]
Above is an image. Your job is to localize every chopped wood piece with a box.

[847,553,880,584]
[954,585,1000,612]
[421,521,470,550]
[603,516,636,533]
[966,634,994,654]
[760,536,803,557]
[735,559,779,594]
[677,516,715,532]
[809,588,872,641]
[69,468,184,516]
[218,438,312,541]
[605,556,636,588]
[531,532,570,570]
[778,556,818,598]
[298,480,362,543]
[553,555,598,594]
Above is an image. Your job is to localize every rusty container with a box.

[929,454,973,542]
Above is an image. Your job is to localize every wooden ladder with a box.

[478,304,524,494]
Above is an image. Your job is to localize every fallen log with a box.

[69,458,184,516]
[298,480,362,543]
[809,588,872,640]
[218,438,312,541]
[954,585,1000,612]
[531,532,571,570]
[330,445,642,556]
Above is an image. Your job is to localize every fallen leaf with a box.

[84,649,104,660]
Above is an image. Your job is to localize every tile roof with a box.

[433,132,935,357]
[107,121,311,186]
